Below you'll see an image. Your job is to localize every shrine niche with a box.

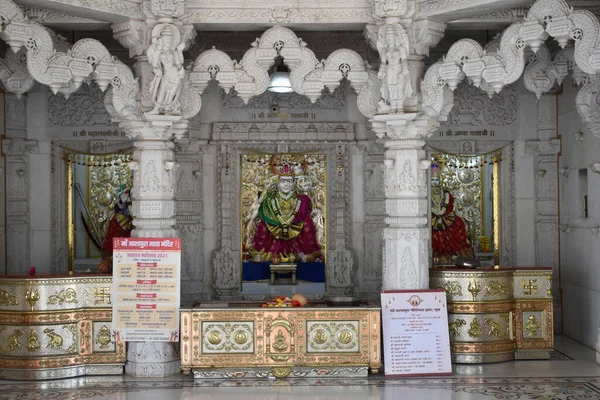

[211,126,354,297]
[50,141,134,273]
[67,152,133,272]
[428,141,514,267]
[430,153,500,267]
[241,153,326,287]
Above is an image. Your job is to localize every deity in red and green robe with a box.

[251,175,321,261]
[431,163,475,264]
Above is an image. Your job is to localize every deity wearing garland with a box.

[246,155,321,262]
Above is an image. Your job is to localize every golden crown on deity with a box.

[270,154,306,177]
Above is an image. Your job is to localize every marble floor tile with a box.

[0,336,598,400]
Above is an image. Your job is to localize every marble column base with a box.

[125,342,181,377]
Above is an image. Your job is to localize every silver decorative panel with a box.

[201,322,254,354]
[306,320,360,353]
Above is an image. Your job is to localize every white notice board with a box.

[381,290,452,376]
[113,237,181,342]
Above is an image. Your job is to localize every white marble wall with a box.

[558,80,600,349]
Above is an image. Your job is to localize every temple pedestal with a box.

[180,302,381,378]
[430,267,554,363]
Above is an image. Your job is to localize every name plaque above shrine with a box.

[112,238,181,342]
[381,290,452,377]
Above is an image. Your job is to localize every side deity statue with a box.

[376,24,413,114]
[430,162,475,265]
[101,187,133,257]
[146,24,186,116]
[245,156,322,263]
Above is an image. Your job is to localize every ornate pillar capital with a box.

[407,18,446,57]
[371,113,439,145]
[112,19,153,58]
[525,139,561,156]
[2,138,38,157]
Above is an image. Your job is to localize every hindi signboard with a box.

[113,238,181,342]
[381,289,452,376]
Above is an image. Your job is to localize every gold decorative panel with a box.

[522,311,544,339]
[0,277,113,312]
[181,305,381,377]
[448,313,511,343]
[201,322,254,354]
[431,270,513,303]
[431,268,553,363]
[513,271,553,299]
[306,321,359,353]
[92,322,116,352]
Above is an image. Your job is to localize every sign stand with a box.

[381,289,452,376]
[113,238,181,342]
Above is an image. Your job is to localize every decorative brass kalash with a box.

[430,267,554,363]
[180,294,382,379]
[0,274,125,380]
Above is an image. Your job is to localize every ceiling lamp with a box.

[268,56,293,93]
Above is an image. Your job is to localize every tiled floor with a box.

[1,336,599,399]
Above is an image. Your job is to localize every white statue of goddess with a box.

[376,24,413,114]
[146,24,186,115]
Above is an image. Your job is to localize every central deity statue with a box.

[247,155,321,262]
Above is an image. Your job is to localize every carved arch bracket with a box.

[421,0,600,136]
[0,0,139,121]
[189,26,379,118]
[522,44,600,137]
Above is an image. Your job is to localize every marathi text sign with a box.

[381,290,452,376]
[113,238,181,342]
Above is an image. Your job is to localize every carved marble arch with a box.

[50,140,133,273]
[426,141,516,267]
[420,0,600,134]
[0,0,139,121]
[189,26,380,118]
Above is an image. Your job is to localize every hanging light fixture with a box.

[267,55,293,93]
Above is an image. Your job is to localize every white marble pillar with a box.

[371,115,438,290]
[121,117,184,377]
[174,138,206,303]
[527,94,561,333]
